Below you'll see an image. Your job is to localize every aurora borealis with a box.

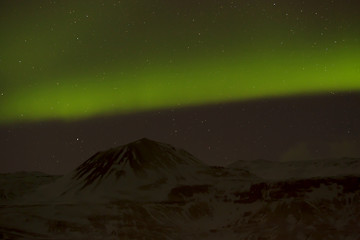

[1,0,360,123]
[1,0,360,174]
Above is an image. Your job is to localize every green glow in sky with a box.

[1,0,359,123]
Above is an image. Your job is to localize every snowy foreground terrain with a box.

[1,138,359,239]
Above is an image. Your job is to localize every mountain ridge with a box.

[228,157,360,180]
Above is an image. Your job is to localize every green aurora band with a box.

[0,0,359,123]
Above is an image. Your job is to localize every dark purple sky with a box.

[1,92,359,174]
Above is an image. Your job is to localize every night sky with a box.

[0,0,359,174]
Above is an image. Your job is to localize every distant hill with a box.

[0,172,60,202]
[228,157,360,180]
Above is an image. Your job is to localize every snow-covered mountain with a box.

[1,139,359,239]
[72,137,203,187]
[28,138,254,202]
[23,138,199,202]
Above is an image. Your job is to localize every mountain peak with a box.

[132,137,154,143]
[127,138,163,150]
